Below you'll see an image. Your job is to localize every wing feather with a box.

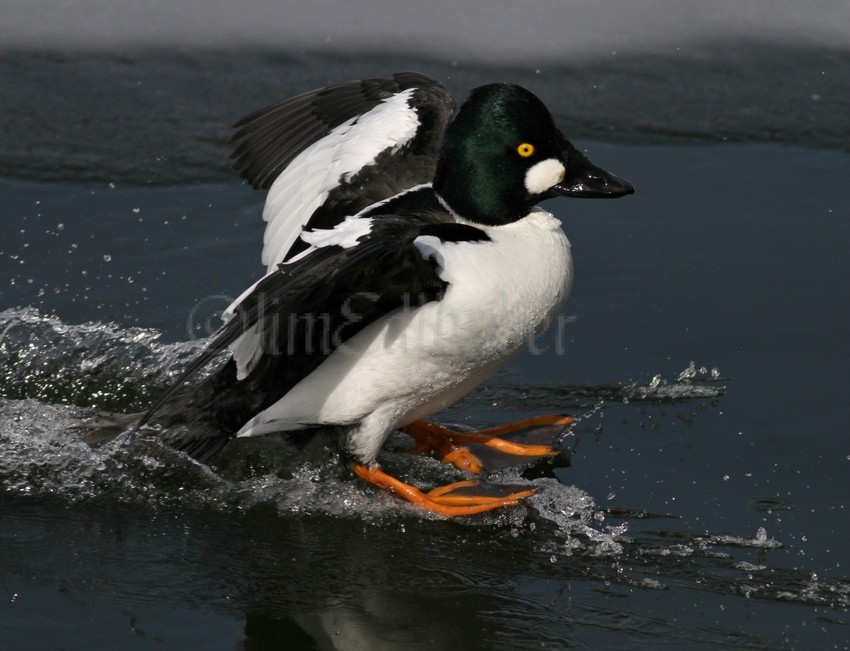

[229,72,447,189]
[136,218,448,433]
[228,72,456,272]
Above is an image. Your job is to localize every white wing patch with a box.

[229,323,262,381]
[220,273,269,380]
[260,89,421,273]
[286,216,374,264]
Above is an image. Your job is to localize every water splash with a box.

[474,363,724,417]
[0,309,847,612]
[0,307,208,411]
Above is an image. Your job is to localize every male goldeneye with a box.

[134,73,634,516]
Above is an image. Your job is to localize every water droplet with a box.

[103,254,111,262]
[677,361,695,380]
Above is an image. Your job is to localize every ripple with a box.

[748,497,796,513]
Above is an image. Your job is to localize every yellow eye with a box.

[517,143,535,158]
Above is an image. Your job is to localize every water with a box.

[2,11,850,650]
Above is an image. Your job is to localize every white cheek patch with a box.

[524,158,566,194]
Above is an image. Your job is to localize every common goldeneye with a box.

[135,73,634,516]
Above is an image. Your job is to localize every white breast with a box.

[236,209,573,461]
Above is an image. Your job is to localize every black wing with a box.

[230,71,455,191]
[135,217,449,433]
[230,72,457,269]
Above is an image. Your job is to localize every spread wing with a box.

[229,72,456,272]
[135,217,452,433]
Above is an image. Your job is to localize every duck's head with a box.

[433,83,634,226]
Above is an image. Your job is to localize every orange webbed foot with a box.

[401,414,572,473]
[353,464,535,516]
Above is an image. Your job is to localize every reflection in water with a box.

[2,489,843,650]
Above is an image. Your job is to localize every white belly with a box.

[236,209,573,461]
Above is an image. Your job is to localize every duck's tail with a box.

[81,358,262,462]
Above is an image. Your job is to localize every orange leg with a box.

[353,464,535,516]
[401,415,572,474]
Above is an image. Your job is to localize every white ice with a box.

[1,1,848,60]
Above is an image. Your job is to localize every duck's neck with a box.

[433,167,528,226]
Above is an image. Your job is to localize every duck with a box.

[133,72,634,516]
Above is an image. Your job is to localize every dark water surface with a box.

[1,48,849,649]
